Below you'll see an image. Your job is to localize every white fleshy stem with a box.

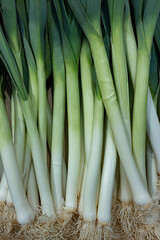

[97,122,117,223]
[37,59,47,168]
[82,96,104,221]
[78,39,94,216]
[51,78,65,210]
[48,3,66,211]
[111,0,132,203]
[118,165,132,201]
[65,63,81,211]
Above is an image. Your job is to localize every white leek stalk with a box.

[110,0,132,202]
[82,95,104,221]
[47,1,66,210]
[53,0,82,211]
[65,63,81,210]
[79,39,94,215]
[51,62,65,209]
[0,94,35,224]
[97,121,117,223]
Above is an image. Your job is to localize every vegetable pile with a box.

[0,0,160,239]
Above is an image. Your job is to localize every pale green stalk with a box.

[82,93,104,221]
[109,0,132,202]
[81,39,94,162]
[53,0,82,210]
[36,59,47,165]
[124,0,137,83]
[132,38,149,187]
[47,1,66,209]
[78,105,85,195]
[11,95,15,141]
[65,62,81,210]
[97,121,117,223]
[111,0,131,135]
[29,0,47,167]
[50,66,65,209]
[79,39,94,215]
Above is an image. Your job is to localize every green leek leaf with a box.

[29,0,47,59]
[0,27,28,100]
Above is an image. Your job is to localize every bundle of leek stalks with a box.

[0,0,160,239]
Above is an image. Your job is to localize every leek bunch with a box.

[0,0,159,239]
